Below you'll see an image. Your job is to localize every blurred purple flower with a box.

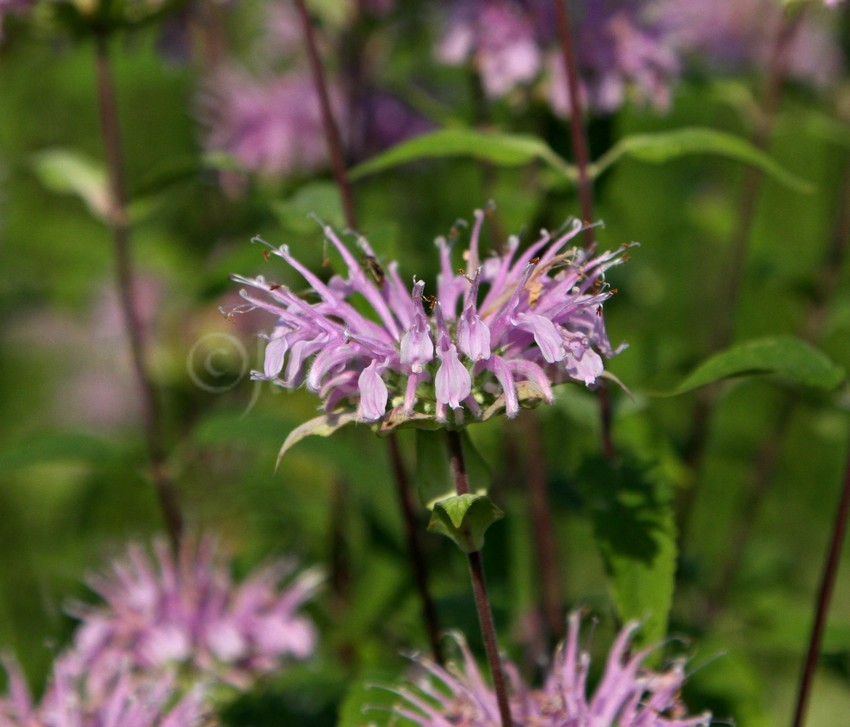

[547,2,680,115]
[435,0,680,115]
[389,612,712,726]
[0,654,208,727]
[659,0,842,88]
[232,209,627,426]
[202,69,339,180]
[68,536,321,692]
[436,0,543,98]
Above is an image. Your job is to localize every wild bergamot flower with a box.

[67,536,321,692]
[232,209,628,429]
[388,612,712,727]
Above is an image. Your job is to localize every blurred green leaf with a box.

[272,182,345,233]
[277,412,360,467]
[428,493,504,553]
[670,336,845,394]
[578,455,677,648]
[415,430,490,509]
[0,432,126,472]
[349,128,576,181]
[591,127,814,192]
[31,148,110,221]
[337,671,400,727]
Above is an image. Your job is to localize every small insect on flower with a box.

[232,208,630,431]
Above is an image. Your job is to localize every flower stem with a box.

[387,436,444,665]
[294,0,444,664]
[552,0,615,460]
[445,430,513,727]
[553,0,594,249]
[792,435,850,727]
[93,31,183,551]
[293,0,357,229]
[520,413,565,641]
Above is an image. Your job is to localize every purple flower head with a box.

[67,536,322,692]
[389,612,712,726]
[232,209,628,428]
[0,654,208,727]
[201,68,340,180]
[659,0,843,88]
[546,2,681,116]
[436,0,543,98]
[435,0,681,115]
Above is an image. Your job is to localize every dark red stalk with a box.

[293,0,357,229]
[552,1,615,459]
[93,32,183,551]
[553,0,594,249]
[520,412,565,641]
[293,0,443,663]
[446,430,513,727]
[792,437,850,727]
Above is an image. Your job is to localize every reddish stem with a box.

[445,430,513,727]
[94,32,183,551]
[792,437,850,727]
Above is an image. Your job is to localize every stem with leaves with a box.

[446,430,513,727]
[294,0,443,663]
[93,31,183,551]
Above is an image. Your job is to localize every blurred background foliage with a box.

[1,1,850,724]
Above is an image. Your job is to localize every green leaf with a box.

[591,127,814,192]
[415,430,491,509]
[0,432,126,473]
[337,672,399,727]
[670,335,845,395]
[276,412,360,468]
[427,493,504,553]
[31,148,111,221]
[349,128,576,182]
[578,455,677,649]
[272,181,345,233]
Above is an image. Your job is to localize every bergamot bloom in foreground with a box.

[232,209,628,429]
[386,612,712,727]
[67,536,322,694]
[0,654,208,727]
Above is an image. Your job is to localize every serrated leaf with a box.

[415,430,491,509]
[578,455,677,649]
[428,494,504,553]
[670,335,845,395]
[349,128,576,181]
[591,127,814,192]
[31,148,111,221]
[276,412,360,468]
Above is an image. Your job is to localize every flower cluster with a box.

[67,536,321,692]
[389,612,712,727]
[0,656,207,727]
[200,3,429,185]
[233,209,627,427]
[658,0,843,89]
[435,0,681,116]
